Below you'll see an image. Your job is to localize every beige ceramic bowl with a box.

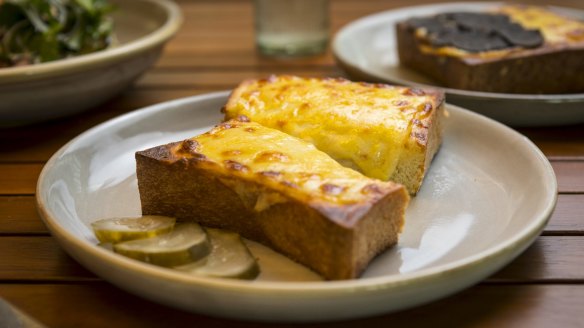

[0,0,182,126]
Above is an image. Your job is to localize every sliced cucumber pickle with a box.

[91,215,176,243]
[113,223,210,267]
[175,228,260,280]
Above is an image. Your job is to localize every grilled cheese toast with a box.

[223,75,444,194]
[136,120,410,280]
[397,5,584,93]
[417,6,584,60]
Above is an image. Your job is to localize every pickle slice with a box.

[175,228,259,280]
[91,215,176,243]
[113,223,210,267]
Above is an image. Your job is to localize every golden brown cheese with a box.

[418,5,584,60]
[223,76,444,193]
[135,120,410,280]
[168,120,406,224]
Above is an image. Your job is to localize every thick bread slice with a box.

[396,5,584,94]
[136,120,409,280]
[223,75,444,194]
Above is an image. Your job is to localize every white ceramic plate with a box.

[0,0,181,126]
[333,2,584,127]
[37,92,557,322]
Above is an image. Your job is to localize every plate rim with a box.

[332,1,584,101]
[36,91,557,290]
[0,0,182,84]
[36,91,558,295]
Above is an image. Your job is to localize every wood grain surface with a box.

[1,0,583,327]
[0,284,583,328]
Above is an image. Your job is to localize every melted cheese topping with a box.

[224,76,437,181]
[419,5,584,59]
[172,120,399,207]
[500,6,584,44]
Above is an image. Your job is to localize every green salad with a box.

[0,0,115,67]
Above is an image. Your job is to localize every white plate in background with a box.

[333,2,584,127]
[37,92,557,322]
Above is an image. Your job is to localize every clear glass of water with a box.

[254,0,329,57]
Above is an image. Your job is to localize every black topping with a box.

[406,12,544,52]
[497,23,544,47]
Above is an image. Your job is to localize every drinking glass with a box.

[254,0,329,56]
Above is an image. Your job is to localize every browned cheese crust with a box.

[136,122,409,280]
[223,75,445,194]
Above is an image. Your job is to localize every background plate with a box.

[333,2,584,127]
[0,0,181,126]
[37,92,557,322]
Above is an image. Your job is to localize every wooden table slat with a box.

[155,52,336,69]
[1,283,583,328]
[489,236,584,282]
[551,161,584,193]
[0,164,43,195]
[0,237,96,281]
[545,194,584,232]
[135,69,342,89]
[0,197,48,234]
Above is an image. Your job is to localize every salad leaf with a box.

[0,0,115,67]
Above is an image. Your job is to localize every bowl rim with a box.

[0,0,182,84]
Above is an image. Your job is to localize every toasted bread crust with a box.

[396,7,584,94]
[136,123,409,280]
[396,87,444,194]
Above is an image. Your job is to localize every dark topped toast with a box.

[397,5,584,94]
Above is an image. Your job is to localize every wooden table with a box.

[1,0,583,326]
